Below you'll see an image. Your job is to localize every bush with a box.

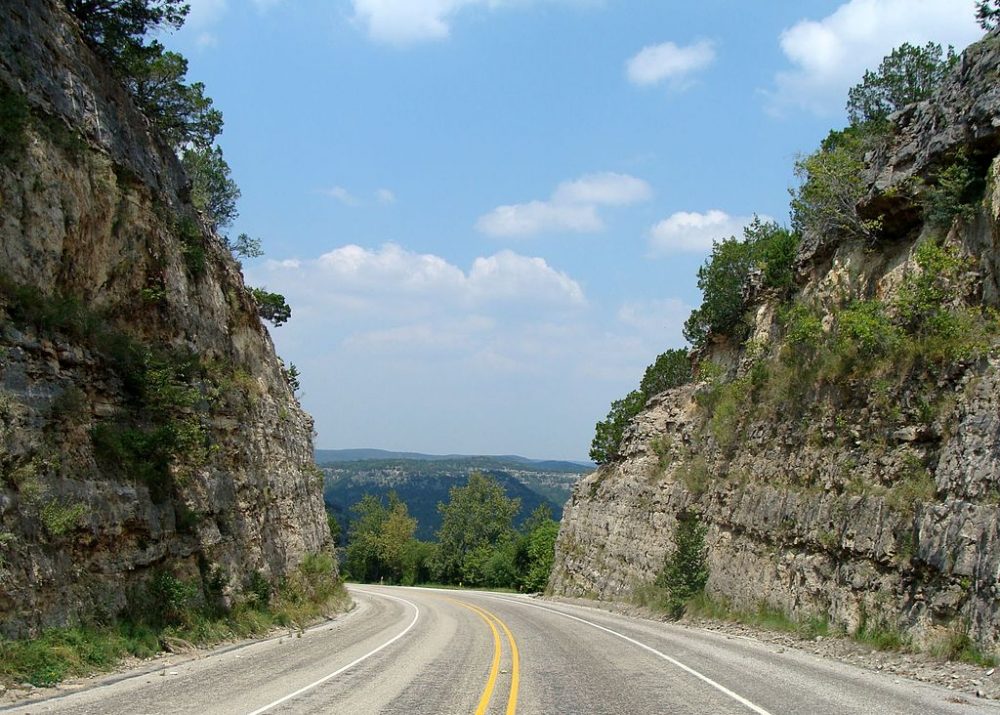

[177,215,207,277]
[683,217,798,349]
[922,151,986,228]
[639,349,692,397]
[791,128,881,242]
[652,511,709,619]
[590,390,645,464]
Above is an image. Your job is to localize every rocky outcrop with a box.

[551,30,1000,651]
[0,0,332,636]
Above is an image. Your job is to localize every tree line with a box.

[340,472,560,592]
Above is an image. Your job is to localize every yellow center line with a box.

[446,597,502,715]
[445,597,520,715]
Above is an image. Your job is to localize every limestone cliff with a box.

[0,0,332,637]
[551,31,1000,651]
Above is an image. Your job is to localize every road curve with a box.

[4,585,1000,714]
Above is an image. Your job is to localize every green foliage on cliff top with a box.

[683,217,799,349]
[979,1,1000,30]
[846,41,957,126]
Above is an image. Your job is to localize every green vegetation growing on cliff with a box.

[846,42,957,126]
[590,348,692,464]
[634,511,708,619]
[0,554,345,687]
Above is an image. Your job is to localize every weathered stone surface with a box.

[551,30,1000,652]
[0,0,331,637]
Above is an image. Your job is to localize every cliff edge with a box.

[0,0,332,637]
[551,30,1000,652]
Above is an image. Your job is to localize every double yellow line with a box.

[446,597,520,715]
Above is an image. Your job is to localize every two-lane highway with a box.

[5,585,1000,714]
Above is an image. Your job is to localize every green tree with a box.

[521,517,559,592]
[343,492,418,584]
[589,389,645,465]
[846,42,957,126]
[979,1,1000,30]
[250,288,291,326]
[344,494,386,582]
[380,495,418,583]
[63,0,188,68]
[230,233,263,260]
[182,145,240,231]
[639,349,692,397]
[435,473,520,585]
[682,235,755,348]
[654,511,709,619]
[123,44,223,148]
[790,127,880,243]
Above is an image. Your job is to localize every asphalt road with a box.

[5,585,1000,715]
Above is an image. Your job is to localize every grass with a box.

[0,555,348,688]
[684,594,832,640]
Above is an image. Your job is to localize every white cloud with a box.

[349,0,595,45]
[552,172,654,206]
[476,172,652,237]
[262,243,584,308]
[768,0,981,115]
[648,210,762,255]
[375,188,396,204]
[476,201,602,237]
[626,40,716,88]
[322,186,361,206]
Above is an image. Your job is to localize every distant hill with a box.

[315,448,594,473]
[319,452,592,541]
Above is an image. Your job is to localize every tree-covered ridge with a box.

[321,458,580,541]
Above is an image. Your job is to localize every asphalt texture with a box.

[5,585,1000,714]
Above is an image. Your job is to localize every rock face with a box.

[0,0,331,636]
[551,30,1000,651]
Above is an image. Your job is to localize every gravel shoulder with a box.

[547,595,1000,703]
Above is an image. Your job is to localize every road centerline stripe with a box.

[445,597,502,715]
[481,594,772,715]
[246,590,420,715]
[454,600,520,715]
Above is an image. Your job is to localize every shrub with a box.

[590,390,645,464]
[922,151,986,228]
[683,218,799,349]
[639,349,692,397]
[182,145,240,231]
[177,215,207,277]
[653,511,709,618]
[791,128,881,242]
[836,301,901,358]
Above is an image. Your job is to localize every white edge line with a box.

[479,594,773,715]
[246,590,420,715]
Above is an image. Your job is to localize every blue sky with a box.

[166,0,982,460]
